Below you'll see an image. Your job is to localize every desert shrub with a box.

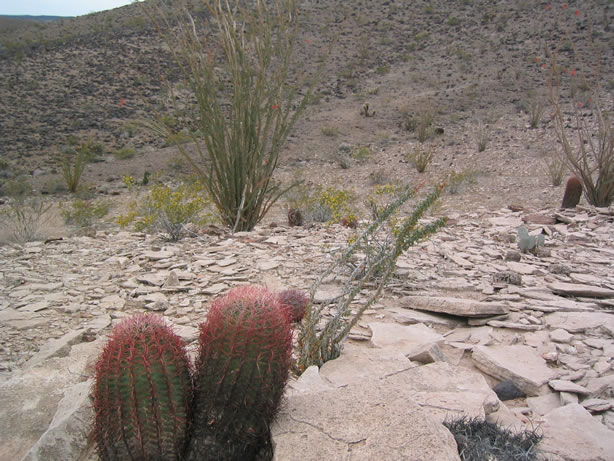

[351,145,372,164]
[475,121,490,152]
[0,179,53,243]
[526,91,546,129]
[59,141,92,193]
[117,181,213,241]
[444,416,542,461]
[143,0,331,232]
[407,144,434,173]
[321,126,340,137]
[285,184,356,225]
[61,199,110,227]
[544,155,566,187]
[297,183,446,371]
[112,147,136,160]
[445,169,478,195]
[547,18,614,207]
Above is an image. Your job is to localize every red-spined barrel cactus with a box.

[278,288,310,323]
[561,175,583,208]
[186,286,293,461]
[92,313,192,461]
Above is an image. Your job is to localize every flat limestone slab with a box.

[548,281,614,298]
[368,322,444,357]
[272,377,461,461]
[472,345,556,396]
[545,311,614,336]
[539,404,614,461]
[401,296,508,318]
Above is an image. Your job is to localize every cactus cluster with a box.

[92,285,294,461]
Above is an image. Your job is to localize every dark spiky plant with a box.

[278,288,310,323]
[186,286,293,461]
[91,313,193,461]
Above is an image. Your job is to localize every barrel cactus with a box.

[278,288,310,323]
[186,285,293,461]
[92,313,193,461]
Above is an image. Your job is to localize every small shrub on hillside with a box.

[407,145,434,173]
[117,181,213,241]
[112,147,137,160]
[0,179,53,243]
[59,142,92,193]
[544,155,566,187]
[475,121,490,152]
[351,146,372,164]
[445,169,478,195]
[321,126,340,137]
[61,199,111,228]
[287,185,356,225]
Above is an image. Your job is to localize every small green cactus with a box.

[517,226,545,254]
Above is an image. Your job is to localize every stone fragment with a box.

[18,301,50,313]
[136,273,167,287]
[142,250,174,261]
[387,307,460,328]
[548,281,614,298]
[506,261,537,275]
[582,399,613,413]
[545,311,614,336]
[163,270,180,288]
[539,404,614,461]
[368,322,444,357]
[99,294,124,310]
[493,380,526,401]
[287,366,335,396]
[21,380,93,461]
[272,377,461,461]
[486,320,541,331]
[472,345,556,396]
[527,393,561,416]
[401,296,508,318]
[492,271,522,286]
[201,283,228,295]
[23,329,85,370]
[319,343,413,387]
[586,374,614,398]
[549,379,590,395]
[550,328,573,343]
[406,342,447,364]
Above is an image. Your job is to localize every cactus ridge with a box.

[92,313,192,461]
[187,286,292,460]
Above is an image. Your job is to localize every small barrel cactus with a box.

[561,175,582,208]
[92,313,192,461]
[186,286,293,461]
[278,288,310,323]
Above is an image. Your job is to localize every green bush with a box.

[144,0,331,232]
[117,181,213,241]
[0,179,53,243]
[59,142,92,193]
[61,199,110,227]
[112,147,136,160]
[407,145,434,173]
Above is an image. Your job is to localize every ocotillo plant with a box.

[91,313,193,461]
[186,286,293,461]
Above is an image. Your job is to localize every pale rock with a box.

[401,296,508,317]
[216,257,237,267]
[506,261,537,275]
[545,311,614,336]
[472,345,556,396]
[586,374,614,398]
[368,322,444,358]
[433,277,475,290]
[136,273,167,287]
[163,270,180,288]
[486,401,526,431]
[387,306,460,328]
[86,315,112,331]
[99,294,124,310]
[313,285,344,304]
[201,283,228,295]
[142,250,174,261]
[527,392,561,416]
[550,328,574,343]
[23,329,85,370]
[257,259,280,271]
[21,380,93,461]
[539,404,614,461]
[287,366,335,396]
[320,342,414,387]
[594,360,611,375]
[569,273,607,285]
[582,398,613,413]
[486,320,541,331]
[559,391,579,406]
[272,376,461,461]
[549,281,614,298]
[171,324,200,343]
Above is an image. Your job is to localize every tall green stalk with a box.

[145,0,331,231]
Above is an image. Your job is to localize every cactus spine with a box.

[278,288,310,323]
[186,286,293,461]
[92,313,192,461]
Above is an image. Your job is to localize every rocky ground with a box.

[1,0,614,460]
[1,202,614,460]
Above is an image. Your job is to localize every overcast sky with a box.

[0,0,143,17]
